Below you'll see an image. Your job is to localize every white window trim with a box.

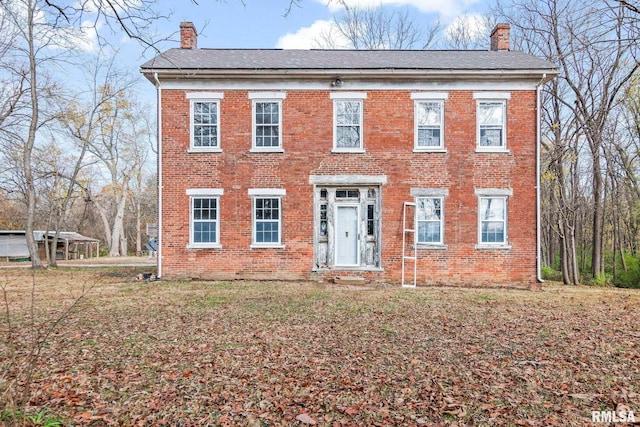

[331,93,366,153]
[249,188,286,248]
[330,92,368,100]
[248,92,287,100]
[187,188,224,249]
[475,93,509,153]
[250,96,284,153]
[413,99,446,152]
[188,93,223,153]
[475,189,512,249]
[411,92,449,100]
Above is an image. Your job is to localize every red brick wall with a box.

[160,88,538,287]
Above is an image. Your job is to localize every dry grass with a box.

[1,267,639,426]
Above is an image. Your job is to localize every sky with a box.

[144,0,489,50]
[107,0,492,96]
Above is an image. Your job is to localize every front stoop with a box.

[333,276,366,286]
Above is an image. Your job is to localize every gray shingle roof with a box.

[141,48,556,73]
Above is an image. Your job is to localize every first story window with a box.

[416,197,443,244]
[254,198,280,243]
[475,190,511,247]
[187,188,224,248]
[249,189,286,247]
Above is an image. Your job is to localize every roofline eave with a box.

[141,68,559,83]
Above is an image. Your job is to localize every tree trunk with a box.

[24,1,43,269]
[136,199,142,255]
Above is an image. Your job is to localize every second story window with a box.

[331,92,367,152]
[412,93,448,152]
[187,92,224,152]
[250,92,286,152]
[474,92,510,152]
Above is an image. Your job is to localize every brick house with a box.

[141,22,556,287]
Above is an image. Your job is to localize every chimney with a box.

[490,23,510,51]
[180,22,197,49]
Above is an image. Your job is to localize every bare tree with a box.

[316,5,441,49]
[0,0,72,268]
[85,84,149,257]
[497,0,640,282]
[443,14,496,50]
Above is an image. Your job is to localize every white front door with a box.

[336,205,359,266]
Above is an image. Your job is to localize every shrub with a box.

[541,265,563,282]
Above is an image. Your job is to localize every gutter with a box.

[141,68,559,83]
[536,73,547,284]
[153,72,163,278]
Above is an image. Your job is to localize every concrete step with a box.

[333,276,366,285]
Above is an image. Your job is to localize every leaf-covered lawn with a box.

[1,268,639,426]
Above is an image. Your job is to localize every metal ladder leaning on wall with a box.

[401,201,417,288]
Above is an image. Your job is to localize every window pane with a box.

[479,102,503,125]
[480,128,502,147]
[418,221,441,243]
[417,198,441,221]
[480,198,505,221]
[336,126,361,148]
[417,102,441,125]
[418,128,441,147]
[320,204,327,236]
[482,222,504,243]
[256,221,279,243]
[337,101,360,125]
[194,221,216,243]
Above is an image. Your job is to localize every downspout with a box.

[536,73,547,284]
[153,72,163,278]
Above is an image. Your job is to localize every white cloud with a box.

[72,20,101,53]
[73,0,143,15]
[444,13,486,39]
[317,0,481,19]
[276,20,347,49]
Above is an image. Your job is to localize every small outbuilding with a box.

[0,230,100,262]
[0,230,30,262]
